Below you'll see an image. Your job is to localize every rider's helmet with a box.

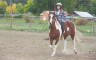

[56,3,62,6]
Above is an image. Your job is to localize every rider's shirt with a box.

[55,10,66,22]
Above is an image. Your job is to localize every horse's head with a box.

[49,11,57,24]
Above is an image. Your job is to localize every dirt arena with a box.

[0,30,96,60]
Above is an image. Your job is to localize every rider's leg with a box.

[61,22,64,34]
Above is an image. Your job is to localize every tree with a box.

[32,0,77,15]
[0,7,4,14]
[48,0,56,11]
[23,0,33,13]
[3,0,26,5]
[0,1,8,14]
[76,0,92,12]
[6,3,16,14]
[16,3,23,14]
[63,0,76,14]
[91,0,96,15]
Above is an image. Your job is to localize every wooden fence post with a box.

[29,16,32,31]
[10,14,13,29]
[92,19,94,35]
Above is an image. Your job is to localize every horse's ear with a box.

[53,11,56,15]
[49,11,50,14]
[49,11,52,15]
[53,11,55,13]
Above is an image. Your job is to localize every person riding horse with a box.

[55,3,66,34]
[48,3,78,56]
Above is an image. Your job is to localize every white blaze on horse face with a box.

[49,14,54,24]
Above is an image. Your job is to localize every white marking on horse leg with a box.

[67,27,69,31]
[51,45,57,56]
[49,45,54,51]
[49,45,52,48]
[73,39,77,54]
[63,40,67,53]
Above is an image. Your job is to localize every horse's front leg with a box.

[49,39,55,56]
[49,39,54,51]
[51,39,59,56]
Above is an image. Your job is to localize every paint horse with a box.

[49,12,77,56]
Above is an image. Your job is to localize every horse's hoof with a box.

[51,48,54,51]
[51,52,56,57]
[75,52,77,54]
[62,50,66,53]
[51,54,55,57]
[74,50,77,54]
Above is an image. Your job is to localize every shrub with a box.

[23,12,32,23]
[75,18,88,25]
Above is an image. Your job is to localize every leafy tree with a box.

[0,1,8,9]
[48,0,56,11]
[16,3,23,14]
[76,0,92,12]
[0,1,8,14]
[6,6,11,14]
[91,0,96,15]
[62,0,76,14]
[2,0,26,5]
[23,0,33,13]
[6,3,16,14]
[0,7,4,14]
[32,0,77,15]
[29,0,51,15]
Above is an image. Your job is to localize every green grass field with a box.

[0,18,49,32]
[76,25,93,35]
[0,18,95,35]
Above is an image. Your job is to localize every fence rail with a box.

[0,14,48,32]
[0,14,96,35]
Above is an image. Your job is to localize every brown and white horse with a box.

[49,12,77,56]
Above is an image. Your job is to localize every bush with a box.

[14,15,23,18]
[75,18,88,25]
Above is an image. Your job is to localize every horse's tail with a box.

[74,25,81,43]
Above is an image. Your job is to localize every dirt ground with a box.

[0,30,96,60]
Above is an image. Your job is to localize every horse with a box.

[49,12,77,56]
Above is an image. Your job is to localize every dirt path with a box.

[0,30,96,60]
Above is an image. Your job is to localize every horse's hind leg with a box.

[62,39,67,53]
[71,35,77,54]
[73,38,77,54]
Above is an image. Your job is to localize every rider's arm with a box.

[62,11,66,22]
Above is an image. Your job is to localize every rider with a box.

[55,3,66,34]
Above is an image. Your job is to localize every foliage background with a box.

[0,0,96,15]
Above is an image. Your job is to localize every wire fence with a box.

[0,14,96,35]
[0,14,49,32]
[73,19,96,36]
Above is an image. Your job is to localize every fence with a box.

[0,14,96,35]
[0,14,49,32]
[72,18,96,36]
[92,19,96,35]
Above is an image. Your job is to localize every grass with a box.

[0,18,96,35]
[0,18,49,32]
[77,24,95,35]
